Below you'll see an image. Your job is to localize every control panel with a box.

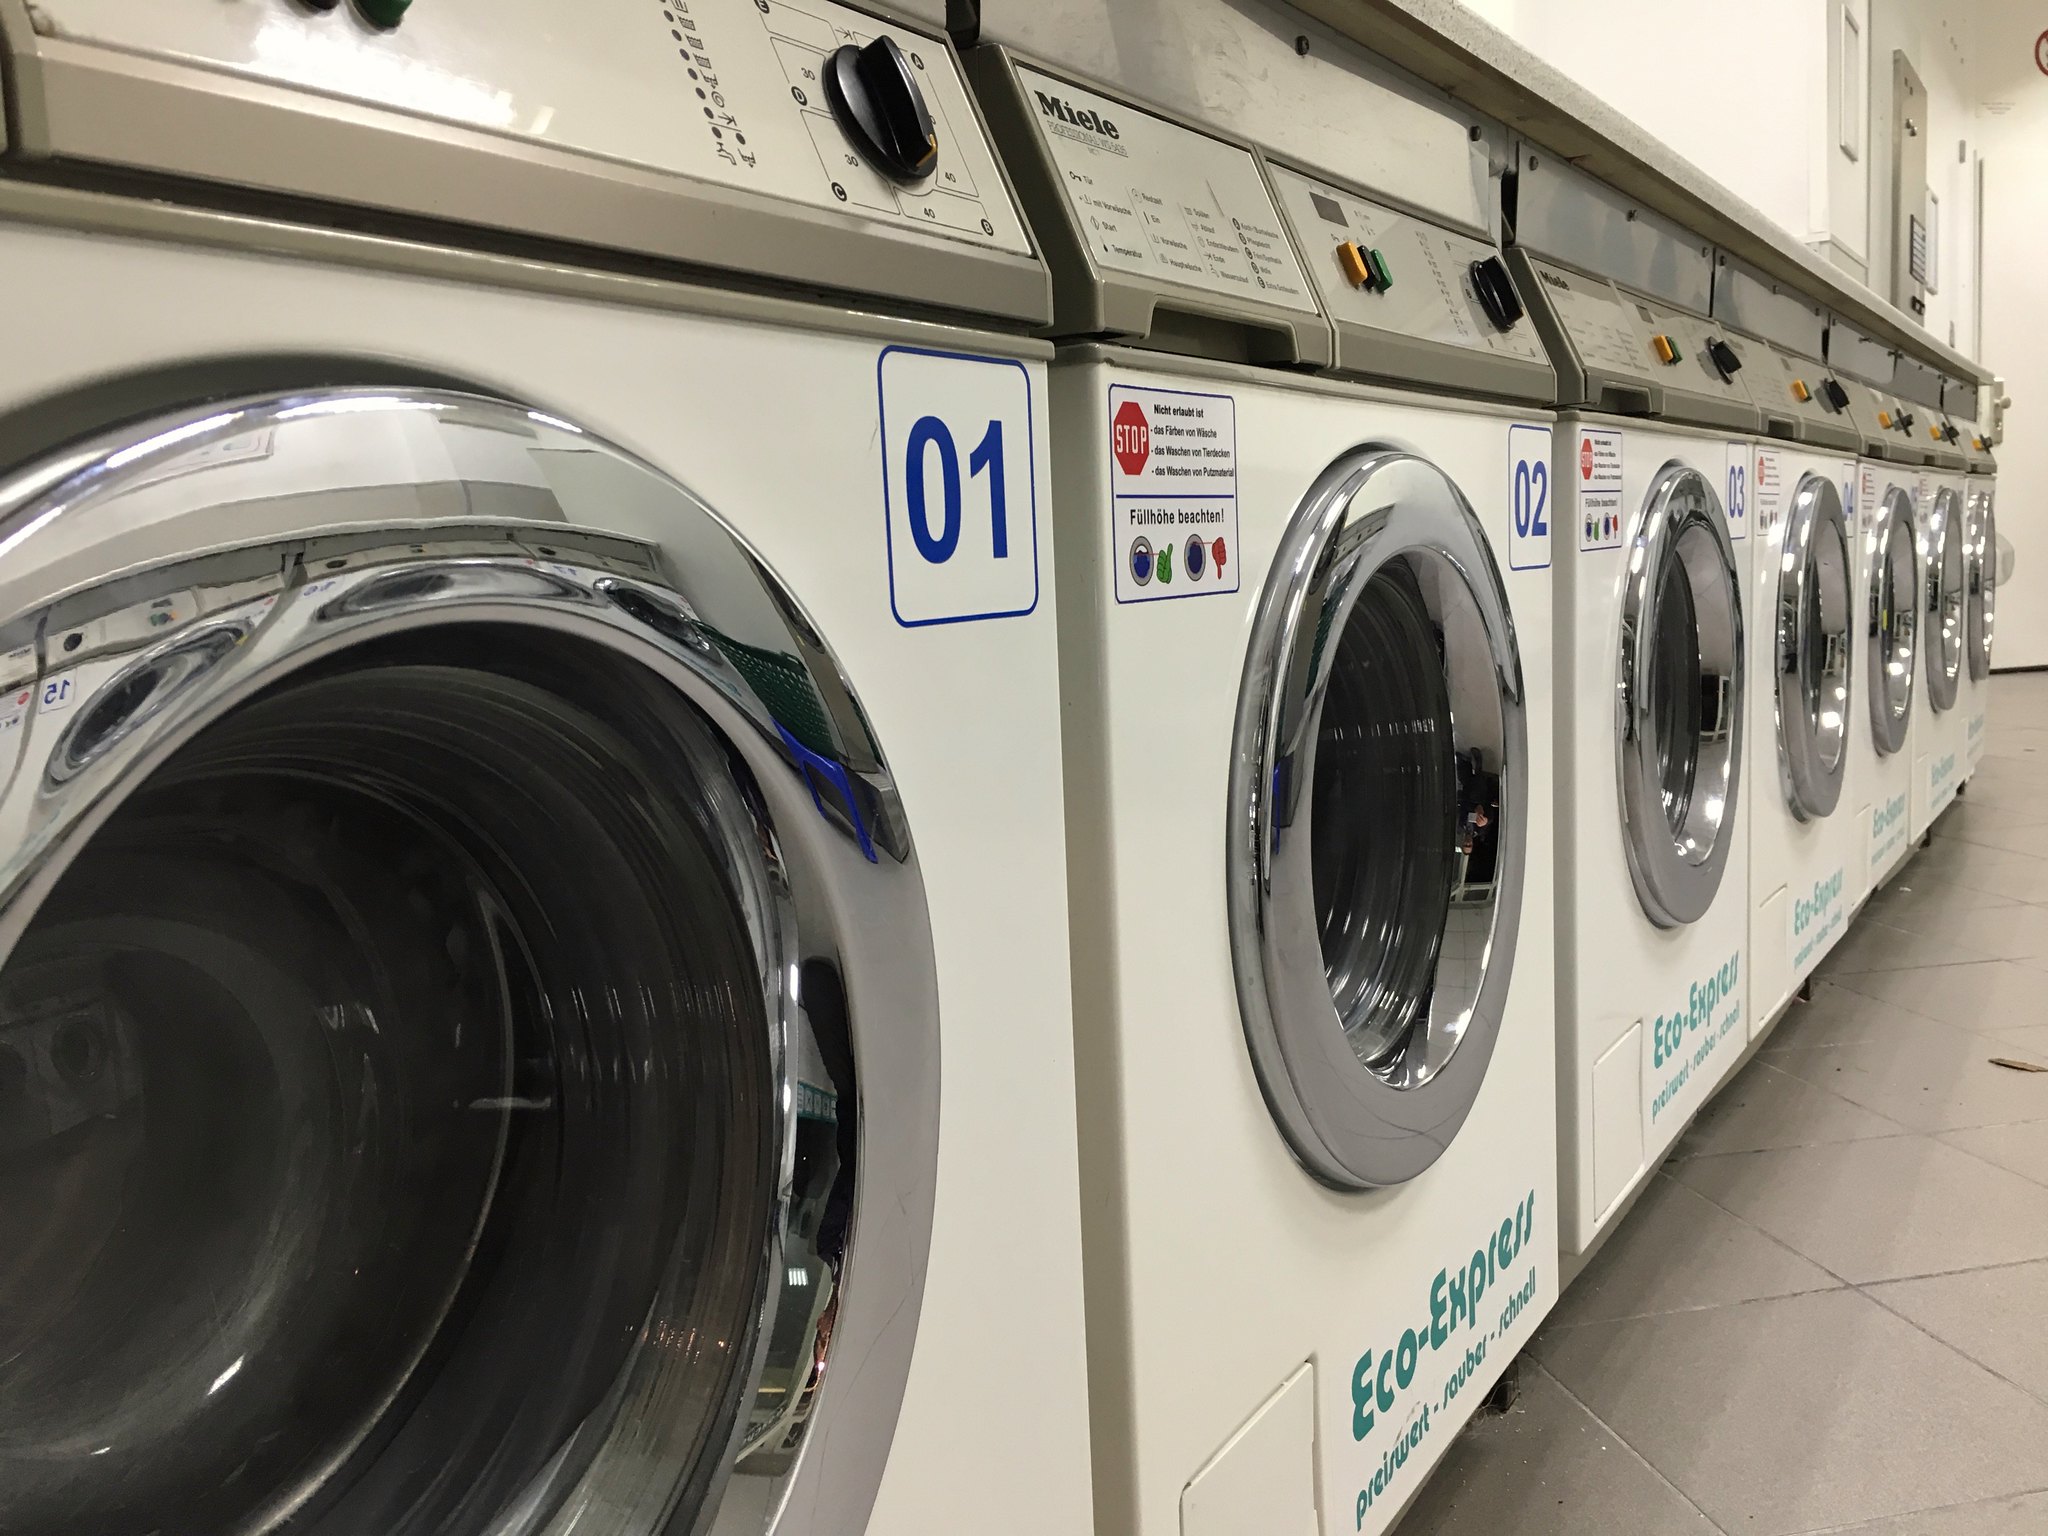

[1738,342,1860,451]
[1620,293,1762,433]
[1833,375,1923,464]
[966,49,1330,362]
[3,0,1046,320]
[1266,164,1551,403]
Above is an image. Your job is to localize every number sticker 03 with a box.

[879,346,1039,628]
[1506,424,1551,571]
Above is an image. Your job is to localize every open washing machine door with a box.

[0,390,938,1536]
[1772,473,1853,823]
[1924,486,1966,712]
[1866,487,1919,757]
[1616,463,1747,929]
[1967,488,1996,681]
[1226,448,1527,1191]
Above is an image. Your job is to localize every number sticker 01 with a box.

[879,346,1039,628]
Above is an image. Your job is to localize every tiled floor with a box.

[1394,674,2048,1536]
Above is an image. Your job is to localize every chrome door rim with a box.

[1616,462,1746,928]
[1925,486,1965,711]
[1967,490,1995,680]
[1774,472,1852,821]
[0,389,937,1536]
[1867,486,1918,756]
[1227,447,1528,1191]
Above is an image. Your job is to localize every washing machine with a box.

[1830,329,1927,891]
[1895,355,1974,824]
[1505,155,1754,1260]
[966,14,1559,1533]
[1951,376,2000,765]
[0,5,1097,1534]
[1705,263,1865,1031]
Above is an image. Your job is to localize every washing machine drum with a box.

[1866,486,1920,757]
[0,392,937,1535]
[1615,463,1746,929]
[1925,485,1967,712]
[1229,448,1528,1191]
[1967,489,1996,681]
[1772,472,1853,822]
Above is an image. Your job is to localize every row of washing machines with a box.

[0,2,2002,1535]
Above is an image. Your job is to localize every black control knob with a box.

[1468,255,1524,331]
[1705,337,1742,379]
[824,36,937,185]
[1821,378,1850,412]
[1897,410,1915,432]
[1943,422,1961,443]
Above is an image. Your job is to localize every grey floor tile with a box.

[1388,1366,1716,1536]
[1942,1119,2048,1190]
[1858,872,2019,923]
[1757,980,1976,1056]
[1893,839,2048,904]
[1929,796,2048,850]
[1848,900,2048,962]
[1543,1174,1838,1328]
[1765,1017,2048,1132]
[1534,1290,2048,1535]
[1674,1059,1906,1154]
[1670,1135,2048,1282]
[1795,1490,2048,1534]
[1832,959,2048,1035]
[1816,915,1998,975]
[1987,1023,2048,1060]
[1867,1259,2048,1402]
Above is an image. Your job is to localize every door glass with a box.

[1650,553,1704,833]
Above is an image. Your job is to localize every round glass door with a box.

[1967,490,1996,680]
[1867,487,1918,756]
[1228,449,1527,1190]
[1617,463,1746,928]
[1925,486,1966,712]
[1773,473,1853,821]
[0,392,937,1536]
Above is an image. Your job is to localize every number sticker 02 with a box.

[1506,424,1551,571]
[879,346,1039,628]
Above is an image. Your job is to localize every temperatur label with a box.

[1109,385,1239,603]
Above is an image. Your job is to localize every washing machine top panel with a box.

[1944,377,2000,473]
[1834,374,1923,463]
[1710,255,1829,363]
[0,0,1050,325]
[1740,339,1862,453]
[1508,253,1760,431]
[963,47,1333,365]
[1264,161,1554,404]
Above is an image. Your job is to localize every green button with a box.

[1366,247,1393,292]
[353,0,412,26]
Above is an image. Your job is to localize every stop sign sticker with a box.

[1580,436,1594,480]
[1112,398,1151,477]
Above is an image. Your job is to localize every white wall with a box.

[1972,0,2046,666]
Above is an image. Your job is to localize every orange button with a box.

[1651,334,1678,364]
[1336,242,1371,288]
[1975,436,1988,450]
[1791,379,1811,402]
[1878,410,1894,428]
[1930,425,1943,440]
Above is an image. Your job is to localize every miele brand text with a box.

[1539,270,1572,291]
[1349,1191,1542,1527]
[1034,92,1120,141]
[1793,870,1846,936]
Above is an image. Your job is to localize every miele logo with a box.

[1539,270,1573,292]
[1034,91,1126,153]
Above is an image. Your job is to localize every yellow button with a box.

[1336,242,1371,288]
[1651,334,1678,364]
[1878,410,1894,428]
[1975,436,1987,450]
[1791,379,1811,402]
[1930,425,1943,440]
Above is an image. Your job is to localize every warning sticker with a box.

[1576,428,1624,551]
[1753,446,1785,537]
[1109,385,1239,603]
[1859,464,1882,534]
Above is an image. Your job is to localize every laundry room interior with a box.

[0,2,2039,1535]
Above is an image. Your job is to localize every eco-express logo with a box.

[1874,793,1907,836]
[1651,951,1742,1070]
[1033,90,1125,153]
[1793,870,1846,936]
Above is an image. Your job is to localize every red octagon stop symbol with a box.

[1112,398,1151,476]
[1580,436,1595,480]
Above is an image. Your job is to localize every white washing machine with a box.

[1833,356,1928,893]
[967,17,1559,1534]
[1706,264,1867,1031]
[1953,377,2001,764]
[0,6,1096,1534]
[1507,156,1755,1259]
[1897,355,1975,823]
